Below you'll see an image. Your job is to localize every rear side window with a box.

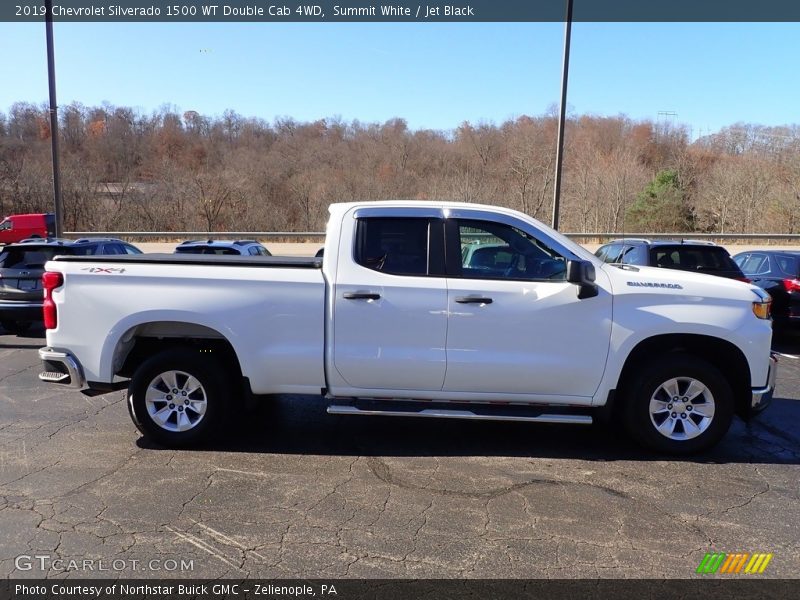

[775,255,798,277]
[101,243,124,255]
[736,253,768,275]
[355,218,432,276]
[70,246,97,256]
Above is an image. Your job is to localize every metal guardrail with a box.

[566,233,800,241]
[65,231,326,239]
[65,231,800,242]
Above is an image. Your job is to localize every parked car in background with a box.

[595,239,749,282]
[0,213,55,244]
[733,250,800,333]
[175,240,272,256]
[0,238,142,334]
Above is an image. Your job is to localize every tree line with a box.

[1,101,798,234]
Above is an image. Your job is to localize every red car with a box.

[0,213,56,244]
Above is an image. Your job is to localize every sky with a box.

[1,21,798,138]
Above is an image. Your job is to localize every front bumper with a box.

[38,347,86,389]
[751,353,778,413]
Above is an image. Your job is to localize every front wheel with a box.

[128,348,229,447]
[623,354,733,454]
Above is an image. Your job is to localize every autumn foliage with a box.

[1,101,799,234]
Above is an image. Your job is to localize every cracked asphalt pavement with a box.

[0,327,798,579]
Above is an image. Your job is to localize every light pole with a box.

[551,0,574,231]
[45,0,64,237]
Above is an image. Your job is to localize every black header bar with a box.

[5,1,800,23]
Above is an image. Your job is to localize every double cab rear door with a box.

[331,206,612,404]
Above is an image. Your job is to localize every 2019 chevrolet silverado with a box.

[37,202,776,454]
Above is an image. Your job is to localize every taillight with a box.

[782,278,800,293]
[42,271,63,329]
[735,277,751,283]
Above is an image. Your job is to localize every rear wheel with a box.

[128,348,229,447]
[623,354,733,454]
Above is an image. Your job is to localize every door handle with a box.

[455,296,493,304]
[343,292,381,300]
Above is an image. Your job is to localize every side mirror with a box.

[566,260,598,299]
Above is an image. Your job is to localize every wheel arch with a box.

[614,333,751,417]
[109,321,245,391]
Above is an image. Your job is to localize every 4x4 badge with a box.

[80,267,126,274]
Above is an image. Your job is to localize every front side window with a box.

[354,218,432,276]
[455,219,566,281]
[0,220,11,231]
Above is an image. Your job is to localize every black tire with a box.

[1,320,32,334]
[127,347,230,447]
[623,353,734,455]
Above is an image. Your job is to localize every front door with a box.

[443,215,612,400]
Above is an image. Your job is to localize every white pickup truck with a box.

[38,202,776,454]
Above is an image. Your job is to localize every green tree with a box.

[626,169,691,232]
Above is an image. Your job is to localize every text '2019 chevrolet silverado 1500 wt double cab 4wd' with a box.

[38,202,776,454]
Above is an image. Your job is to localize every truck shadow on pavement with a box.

[137,393,800,464]
[137,331,800,463]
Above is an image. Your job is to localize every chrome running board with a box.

[327,404,592,425]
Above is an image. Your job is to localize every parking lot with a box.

[0,326,798,579]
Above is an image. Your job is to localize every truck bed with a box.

[53,253,322,269]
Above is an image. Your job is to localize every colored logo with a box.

[697,552,773,574]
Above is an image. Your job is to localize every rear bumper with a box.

[0,300,43,321]
[38,347,86,389]
[751,353,777,412]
